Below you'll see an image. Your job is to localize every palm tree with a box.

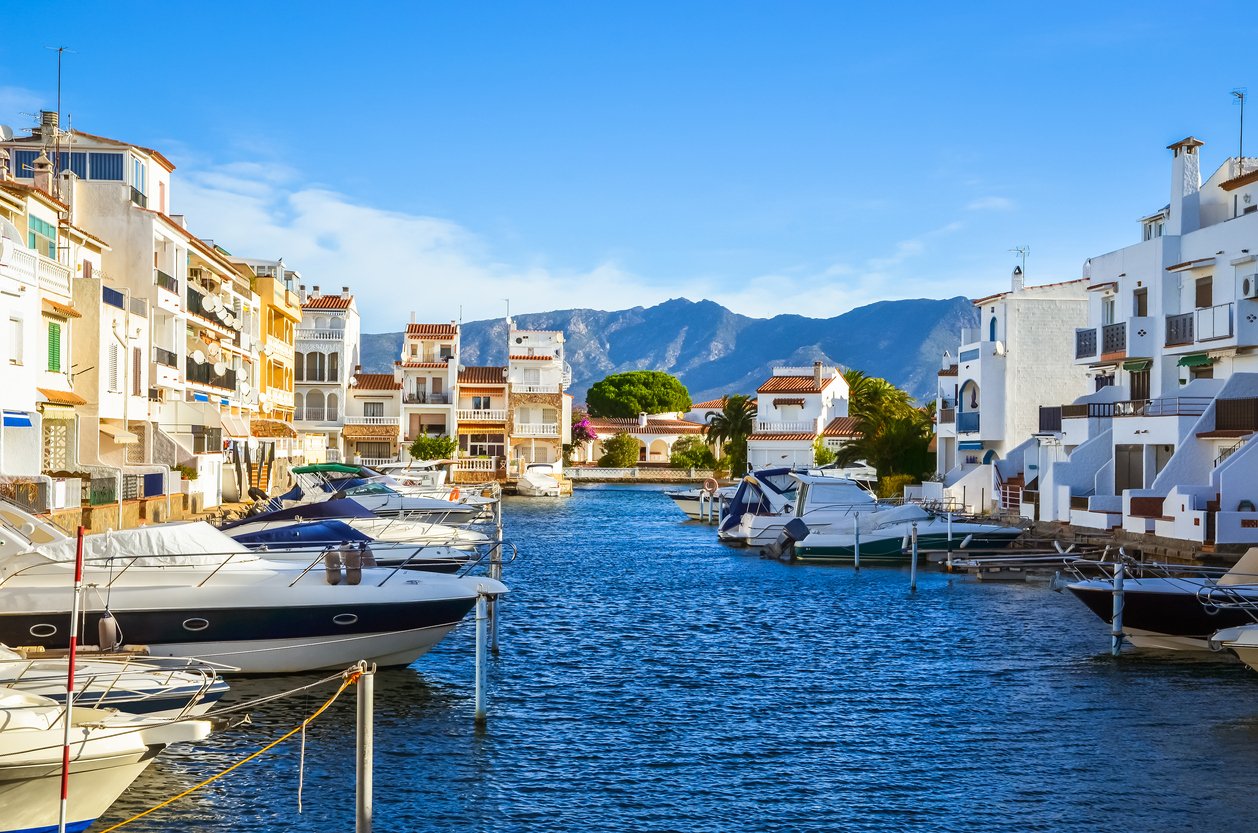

[704,394,757,476]
[835,370,932,480]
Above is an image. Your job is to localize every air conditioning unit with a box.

[1242,274,1258,299]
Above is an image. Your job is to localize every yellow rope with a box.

[98,670,361,832]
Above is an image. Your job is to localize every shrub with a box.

[669,435,717,468]
[812,437,837,466]
[598,433,641,467]
[409,434,457,461]
[877,473,918,500]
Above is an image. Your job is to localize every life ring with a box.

[702,477,719,494]
[449,488,460,501]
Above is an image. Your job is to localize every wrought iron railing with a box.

[1075,328,1097,358]
[1101,322,1126,354]
[1166,312,1194,346]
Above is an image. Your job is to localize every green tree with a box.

[598,432,641,467]
[704,394,756,476]
[833,369,933,480]
[812,437,837,466]
[409,434,458,461]
[586,371,692,418]
[669,435,717,468]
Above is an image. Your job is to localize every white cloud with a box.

[175,162,976,329]
[965,195,1015,212]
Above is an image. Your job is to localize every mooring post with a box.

[475,587,489,725]
[853,516,861,572]
[909,522,919,593]
[490,492,503,655]
[356,662,375,833]
[1111,560,1125,656]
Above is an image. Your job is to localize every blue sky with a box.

[0,1,1253,328]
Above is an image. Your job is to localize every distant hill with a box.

[360,296,977,403]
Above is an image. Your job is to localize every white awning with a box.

[99,423,139,444]
[221,413,250,439]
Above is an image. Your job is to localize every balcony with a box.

[1110,397,1210,417]
[344,416,397,425]
[185,359,236,391]
[130,187,147,208]
[37,256,71,297]
[511,383,560,394]
[265,334,295,362]
[1075,327,1098,359]
[1197,302,1234,342]
[959,327,981,346]
[1038,406,1063,433]
[514,422,560,437]
[1101,322,1126,355]
[457,409,507,421]
[154,269,178,295]
[1166,312,1194,346]
[186,289,231,331]
[404,393,449,405]
[957,411,980,433]
[296,328,346,342]
[1216,398,1258,432]
[297,408,340,423]
[268,388,295,408]
[153,346,178,368]
[755,420,816,433]
[455,457,498,472]
[358,457,399,468]
[939,407,956,425]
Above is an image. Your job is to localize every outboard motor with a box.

[762,518,810,562]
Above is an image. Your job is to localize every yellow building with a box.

[242,259,301,423]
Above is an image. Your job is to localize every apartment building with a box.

[343,371,403,467]
[396,319,459,457]
[294,284,361,462]
[505,321,572,472]
[454,365,508,481]
[748,363,853,470]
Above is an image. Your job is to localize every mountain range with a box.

[360,297,978,404]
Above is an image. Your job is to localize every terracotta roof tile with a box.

[938,365,958,377]
[588,417,706,436]
[1222,168,1258,191]
[42,299,81,319]
[772,397,805,407]
[251,418,297,438]
[690,398,728,409]
[395,361,449,369]
[406,323,457,337]
[822,416,862,437]
[342,424,400,439]
[757,376,832,394]
[350,373,401,391]
[37,387,86,406]
[509,354,553,361]
[748,432,817,441]
[459,366,507,384]
[303,295,352,310]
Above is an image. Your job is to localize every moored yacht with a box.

[718,473,876,547]
[792,504,1024,564]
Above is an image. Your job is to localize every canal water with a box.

[101,484,1258,831]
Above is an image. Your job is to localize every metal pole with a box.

[909,522,919,593]
[355,662,375,833]
[490,494,502,655]
[57,526,86,833]
[852,515,861,572]
[1111,560,1125,656]
[475,588,489,725]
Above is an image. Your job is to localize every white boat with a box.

[0,686,212,833]
[1211,623,1258,670]
[665,484,737,521]
[0,504,507,674]
[0,646,229,718]
[793,504,1024,564]
[718,473,876,547]
[516,463,561,498]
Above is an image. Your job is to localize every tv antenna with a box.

[1008,245,1030,274]
[1233,88,1248,164]
[45,46,74,195]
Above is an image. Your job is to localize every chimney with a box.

[1167,136,1204,236]
[298,284,306,303]
[1011,265,1025,292]
[0,149,9,182]
[813,360,824,388]
[638,411,648,428]
[34,110,58,142]
[310,285,320,299]
[410,311,416,325]
[341,286,350,299]
[31,150,53,195]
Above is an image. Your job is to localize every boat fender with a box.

[97,610,121,650]
[960,534,974,550]
[449,488,460,502]
[342,543,363,586]
[702,478,719,494]
[358,541,377,568]
[323,547,343,585]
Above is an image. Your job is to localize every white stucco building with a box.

[294,285,360,462]
[748,363,854,470]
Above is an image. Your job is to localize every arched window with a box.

[328,352,339,383]
[294,352,305,382]
[308,389,325,421]
[327,392,339,422]
[306,352,324,382]
[989,317,998,342]
[294,391,305,420]
[960,380,980,410]
[315,315,330,330]
[331,316,344,331]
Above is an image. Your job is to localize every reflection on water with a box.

[99,484,1258,831]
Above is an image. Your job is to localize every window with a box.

[472,395,491,410]
[131,156,146,195]
[1101,296,1116,325]
[294,352,304,382]
[53,151,87,177]
[1195,276,1213,309]
[357,441,394,459]
[1133,288,1148,317]
[327,393,338,421]
[294,391,305,420]
[1190,364,1214,381]
[88,153,124,181]
[988,317,997,342]
[364,401,385,418]
[108,344,119,392]
[459,432,504,458]
[27,216,56,259]
[1130,368,1150,401]
[132,347,142,396]
[12,150,38,178]
[9,317,22,365]
[524,368,541,385]
[46,321,61,372]
[328,352,339,382]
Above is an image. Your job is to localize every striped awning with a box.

[1177,353,1214,368]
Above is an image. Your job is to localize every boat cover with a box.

[230,519,373,547]
[220,498,377,530]
[33,522,257,567]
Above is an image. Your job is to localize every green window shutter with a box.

[47,322,61,372]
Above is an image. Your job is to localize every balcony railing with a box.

[154,269,178,295]
[1075,328,1097,359]
[344,416,396,425]
[1110,397,1211,417]
[297,408,339,422]
[296,328,346,341]
[514,422,560,437]
[130,187,147,208]
[37,257,72,297]
[153,346,178,368]
[1038,406,1063,433]
[457,409,507,421]
[265,335,295,362]
[939,407,955,425]
[1101,322,1126,354]
[358,457,399,468]
[1197,302,1234,341]
[404,393,449,404]
[1061,402,1130,419]
[455,457,498,472]
[186,359,236,390]
[957,411,980,433]
[1166,312,1194,346]
[756,420,816,433]
[1216,397,1258,432]
[511,383,560,394]
[959,327,981,345]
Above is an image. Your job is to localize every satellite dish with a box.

[515,337,523,344]
[203,295,220,313]
[191,349,206,365]
[241,383,252,395]
[994,341,1007,356]
[223,313,236,327]
[238,369,249,383]
[234,318,244,331]
[213,361,227,376]
[206,342,222,360]
[0,125,13,142]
